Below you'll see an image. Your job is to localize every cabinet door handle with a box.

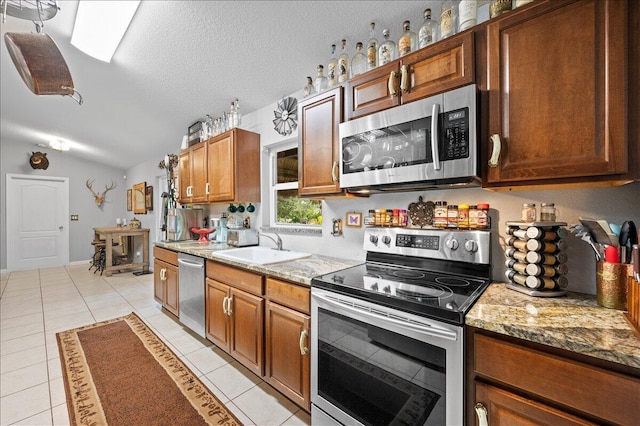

[400,65,409,93]
[488,134,502,168]
[431,103,441,171]
[222,296,228,315]
[160,268,166,281]
[205,182,210,195]
[299,329,309,355]
[388,71,398,96]
[474,403,488,426]
[331,161,339,182]
[226,295,233,316]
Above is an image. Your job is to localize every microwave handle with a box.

[431,103,441,170]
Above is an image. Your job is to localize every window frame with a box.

[267,140,321,231]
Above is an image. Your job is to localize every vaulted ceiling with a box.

[1,1,464,169]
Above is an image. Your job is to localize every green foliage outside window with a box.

[277,190,322,225]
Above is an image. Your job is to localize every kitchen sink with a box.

[212,246,311,265]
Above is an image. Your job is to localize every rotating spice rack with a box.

[504,221,569,297]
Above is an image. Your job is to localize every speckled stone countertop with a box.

[154,241,362,286]
[466,283,640,370]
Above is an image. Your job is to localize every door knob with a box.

[59,226,64,230]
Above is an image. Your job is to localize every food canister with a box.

[521,203,536,222]
[540,203,557,221]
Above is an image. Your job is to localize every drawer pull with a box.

[474,403,488,426]
[388,71,398,96]
[488,134,502,168]
[299,329,309,355]
[400,65,409,93]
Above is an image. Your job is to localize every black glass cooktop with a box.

[312,257,490,325]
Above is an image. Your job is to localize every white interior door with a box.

[6,174,69,271]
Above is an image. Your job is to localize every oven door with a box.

[311,288,464,426]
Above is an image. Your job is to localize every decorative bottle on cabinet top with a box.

[351,42,367,77]
[378,29,396,66]
[337,39,349,83]
[418,8,437,49]
[367,22,378,70]
[314,64,328,93]
[458,0,478,32]
[440,0,457,40]
[327,44,338,88]
[398,20,417,57]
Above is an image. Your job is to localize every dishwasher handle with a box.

[178,258,204,268]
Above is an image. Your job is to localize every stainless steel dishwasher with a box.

[177,253,205,338]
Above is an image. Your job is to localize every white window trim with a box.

[266,140,321,234]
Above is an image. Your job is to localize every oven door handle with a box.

[313,293,458,341]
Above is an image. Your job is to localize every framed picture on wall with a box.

[127,189,132,211]
[145,186,153,210]
[346,212,362,227]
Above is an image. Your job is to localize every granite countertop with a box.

[154,241,362,286]
[466,283,640,370]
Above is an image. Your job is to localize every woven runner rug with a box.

[56,312,242,425]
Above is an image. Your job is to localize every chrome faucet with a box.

[259,231,284,251]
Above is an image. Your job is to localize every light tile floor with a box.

[0,265,311,426]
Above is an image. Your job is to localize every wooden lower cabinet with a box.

[265,278,311,412]
[474,381,596,426]
[153,247,179,317]
[467,327,640,425]
[205,261,264,377]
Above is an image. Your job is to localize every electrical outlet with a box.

[70,215,79,221]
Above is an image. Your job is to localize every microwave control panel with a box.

[441,107,469,160]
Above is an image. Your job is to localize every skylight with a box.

[70,0,140,63]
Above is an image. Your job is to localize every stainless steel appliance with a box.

[311,228,491,425]
[178,253,205,338]
[339,84,479,193]
[166,208,203,241]
[227,228,259,247]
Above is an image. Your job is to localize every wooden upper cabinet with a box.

[178,128,260,205]
[346,31,474,120]
[298,87,345,197]
[484,0,629,186]
[190,142,208,203]
[177,150,191,203]
[206,128,261,203]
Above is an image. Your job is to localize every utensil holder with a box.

[596,262,631,310]
[624,276,640,338]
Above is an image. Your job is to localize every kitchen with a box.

[1,0,639,425]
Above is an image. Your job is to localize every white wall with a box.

[0,140,127,269]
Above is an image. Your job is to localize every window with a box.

[269,143,322,227]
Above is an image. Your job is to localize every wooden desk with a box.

[93,227,149,277]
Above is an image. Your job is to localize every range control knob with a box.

[370,283,379,292]
[369,234,379,244]
[382,236,392,245]
[465,240,478,253]
[446,239,459,250]
[382,285,391,294]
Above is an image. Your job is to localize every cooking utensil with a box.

[579,218,617,246]
[605,245,620,263]
[619,221,638,263]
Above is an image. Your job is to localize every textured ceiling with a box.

[1,1,477,169]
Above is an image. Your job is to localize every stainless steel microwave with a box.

[339,84,479,193]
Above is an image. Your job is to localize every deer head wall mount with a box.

[86,179,115,206]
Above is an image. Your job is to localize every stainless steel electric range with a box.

[310,228,491,426]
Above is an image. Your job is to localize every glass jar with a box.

[540,203,557,221]
[490,0,512,18]
[447,205,459,228]
[434,201,448,227]
[458,204,470,229]
[521,203,536,222]
[468,205,478,229]
[477,203,490,229]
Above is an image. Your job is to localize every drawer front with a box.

[474,333,640,425]
[266,278,310,315]
[206,260,263,295]
[154,246,178,266]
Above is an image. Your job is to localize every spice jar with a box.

[434,201,448,228]
[468,205,478,229]
[521,203,536,222]
[447,205,458,228]
[457,204,469,229]
[477,203,490,229]
[540,203,557,221]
